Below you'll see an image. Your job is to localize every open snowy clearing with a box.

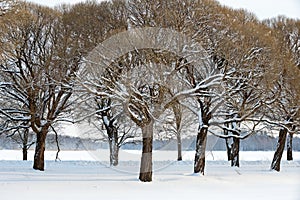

[1,150,300,200]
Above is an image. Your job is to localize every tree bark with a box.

[177,132,182,161]
[194,126,208,175]
[224,123,232,161]
[139,121,153,182]
[287,132,293,161]
[230,120,240,167]
[271,128,287,171]
[22,146,28,161]
[225,138,232,161]
[22,128,29,161]
[231,137,240,167]
[107,125,119,166]
[33,126,49,171]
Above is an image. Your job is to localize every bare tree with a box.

[0,84,34,160]
[60,0,131,166]
[82,22,212,181]
[83,0,277,178]
[0,3,80,170]
[268,74,300,171]
[9,123,34,160]
[264,17,300,162]
[155,104,196,161]
[93,97,140,166]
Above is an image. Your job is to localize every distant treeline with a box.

[1,133,299,151]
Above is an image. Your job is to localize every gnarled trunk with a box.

[139,120,153,182]
[33,126,49,171]
[194,126,208,175]
[271,128,287,171]
[287,133,293,161]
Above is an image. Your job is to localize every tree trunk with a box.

[22,128,29,161]
[271,128,287,171]
[33,126,48,171]
[230,120,240,167]
[22,146,28,161]
[224,123,232,161]
[194,126,208,175]
[139,121,153,182]
[231,137,240,167]
[177,132,182,161]
[287,133,293,161]
[108,138,119,166]
[108,126,119,166]
[172,104,182,161]
[113,146,119,165]
[225,138,232,161]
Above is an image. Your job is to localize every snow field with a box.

[0,150,300,200]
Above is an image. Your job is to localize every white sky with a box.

[217,0,300,20]
[26,0,300,20]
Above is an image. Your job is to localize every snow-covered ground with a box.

[1,150,300,200]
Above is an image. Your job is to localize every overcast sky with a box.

[26,0,300,20]
[217,0,300,20]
